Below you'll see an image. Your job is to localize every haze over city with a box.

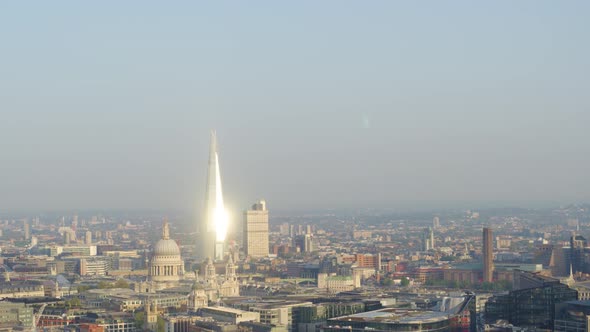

[4,3,590,332]
[1,1,589,212]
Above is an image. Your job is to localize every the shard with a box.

[200,130,228,261]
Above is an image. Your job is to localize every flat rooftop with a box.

[329,308,449,324]
[201,306,253,315]
[564,300,590,307]
[86,288,184,300]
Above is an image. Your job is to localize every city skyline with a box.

[1,3,590,331]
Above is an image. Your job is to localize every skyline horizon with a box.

[0,198,586,215]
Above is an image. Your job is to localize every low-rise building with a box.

[0,281,45,298]
[199,307,260,324]
[82,312,137,332]
[0,302,34,330]
[322,308,452,332]
[555,300,590,332]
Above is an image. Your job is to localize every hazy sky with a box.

[1,1,589,211]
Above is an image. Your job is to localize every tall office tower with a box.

[430,227,435,249]
[85,231,92,245]
[433,216,440,229]
[483,227,494,282]
[200,131,228,261]
[422,227,434,251]
[243,200,270,258]
[23,220,30,240]
[72,215,78,231]
[570,234,588,274]
[304,233,313,252]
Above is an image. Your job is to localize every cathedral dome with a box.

[149,219,184,285]
[153,238,180,256]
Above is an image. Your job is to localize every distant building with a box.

[0,302,34,330]
[322,304,473,332]
[161,315,204,332]
[85,231,92,245]
[433,216,440,229]
[355,253,381,271]
[199,131,228,261]
[186,256,239,305]
[485,270,578,329]
[148,219,184,290]
[23,220,30,240]
[422,228,434,251]
[84,288,187,312]
[0,280,45,298]
[233,300,313,332]
[198,307,260,324]
[79,257,109,276]
[79,323,105,332]
[554,300,590,332]
[49,245,97,257]
[83,312,137,332]
[570,234,590,274]
[243,200,270,258]
[352,231,372,240]
[279,223,290,236]
[297,302,365,332]
[294,234,314,253]
[483,227,494,282]
[318,273,359,293]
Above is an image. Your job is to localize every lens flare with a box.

[214,153,227,242]
[215,207,228,242]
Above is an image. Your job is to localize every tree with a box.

[381,278,394,286]
[157,316,165,332]
[114,279,129,289]
[98,281,112,289]
[77,285,92,293]
[66,297,81,308]
[400,277,410,287]
[134,312,145,330]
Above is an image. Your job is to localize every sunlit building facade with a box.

[243,200,269,258]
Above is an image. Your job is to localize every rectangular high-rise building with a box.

[483,227,494,282]
[433,216,440,229]
[23,220,30,240]
[243,200,269,258]
[422,227,434,251]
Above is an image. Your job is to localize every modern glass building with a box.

[554,300,590,332]
[485,270,578,329]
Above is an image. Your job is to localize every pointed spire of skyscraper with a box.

[200,130,228,261]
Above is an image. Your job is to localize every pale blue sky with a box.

[0,1,589,211]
